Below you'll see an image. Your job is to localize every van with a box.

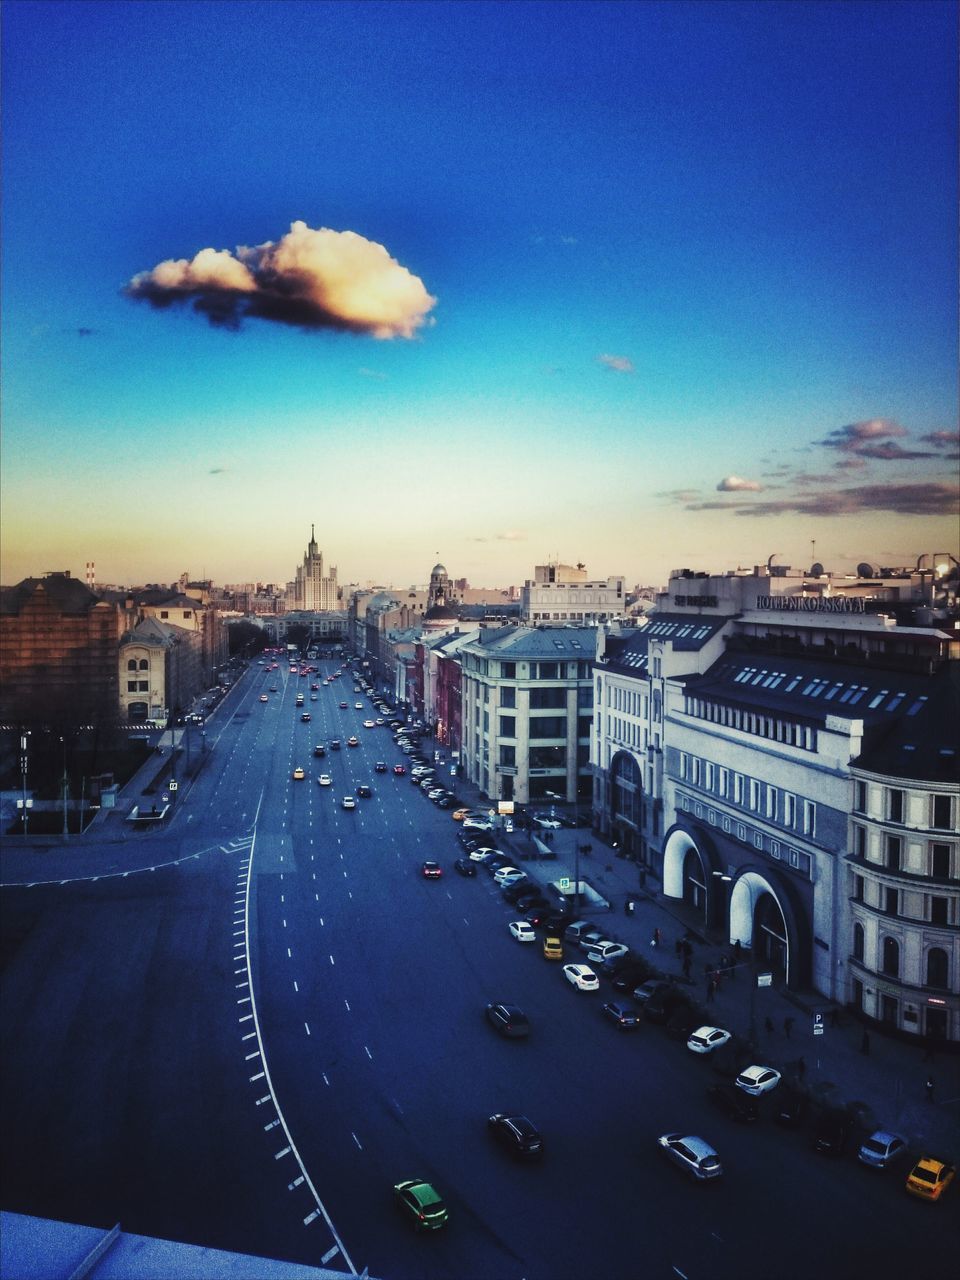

[563,920,594,945]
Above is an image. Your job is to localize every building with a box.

[292,526,338,612]
[521,561,626,624]
[459,626,594,805]
[119,615,204,723]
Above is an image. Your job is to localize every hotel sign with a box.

[756,596,866,613]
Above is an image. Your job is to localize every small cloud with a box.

[919,429,960,448]
[125,220,437,339]
[834,456,867,471]
[687,481,956,518]
[208,467,227,475]
[819,418,907,451]
[598,353,634,374]
[717,475,762,492]
[358,367,388,381]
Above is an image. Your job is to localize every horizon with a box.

[2,1,957,589]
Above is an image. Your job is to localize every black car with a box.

[329,739,341,750]
[706,1083,760,1123]
[313,744,326,757]
[643,983,691,1024]
[356,784,372,798]
[543,913,575,934]
[374,761,387,773]
[610,962,649,992]
[487,1113,543,1160]
[775,1086,810,1129]
[812,1108,853,1155]
[515,893,550,913]
[502,880,534,903]
[434,796,454,808]
[485,1003,530,1038]
[601,1001,642,1030]
[454,858,477,877]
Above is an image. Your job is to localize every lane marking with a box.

[275,1146,292,1160]
[304,1023,311,1036]
[293,981,299,993]
[364,1046,372,1060]
[304,1210,320,1226]
[351,1132,362,1150]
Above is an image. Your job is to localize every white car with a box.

[259,693,268,702]
[317,774,332,786]
[687,1026,732,1054]
[493,866,522,883]
[468,847,503,861]
[586,942,630,965]
[363,719,376,728]
[735,1065,782,1095]
[563,964,599,991]
[532,815,561,830]
[354,702,363,709]
[341,796,357,810]
[462,818,494,833]
[509,921,537,944]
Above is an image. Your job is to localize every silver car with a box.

[658,1133,723,1181]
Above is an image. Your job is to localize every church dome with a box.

[431,563,447,576]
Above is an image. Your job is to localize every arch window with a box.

[127,659,137,671]
[881,936,900,979]
[926,948,949,989]
[852,922,864,962]
[139,658,149,670]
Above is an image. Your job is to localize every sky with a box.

[2,0,957,591]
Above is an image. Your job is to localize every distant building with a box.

[521,561,626,624]
[119,615,204,723]
[292,526,338,611]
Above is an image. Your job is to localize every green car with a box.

[393,1179,448,1231]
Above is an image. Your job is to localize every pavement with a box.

[447,775,960,1164]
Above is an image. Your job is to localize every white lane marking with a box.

[352,1132,363,1150]
[304,1023,311,1036]
[250,1071,266,1082]
[239,1014,253,1023]
[241,1031,256,1041]
[315,893,319,901]
[293,981,299,993]
[322,1073,330,1086]
[282,919,287,928]
[329,955,335,966]
[319,917,324,926]
[287,948,292,958]
[233,930,245,938]
[274,1146,292,1160]
[289,1175,305,1190]
[344,1000,350,1012]
[264,1118,280,1131]
[304,1210,320,1226]
[236,980,249,989]
[245,1051,260,1061]
[321,1246,340,1264]
[237,997,251,1005]
[364,1045,372,1060]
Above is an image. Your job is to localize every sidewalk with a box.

[448,780,959,1160]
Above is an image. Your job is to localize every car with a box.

[393,1179,448,1231]
[434,795,454,808]
[453,807,487,822]
[563,964,599,991]
[657,1133,723,1181]
[329,739,341,750]
[468,845,502,861]
[421,861,442,879]
[643,983,692,1024]
[317,773,332,786]
[543,913,575,935]
[339,701,348,709]
[811,1108,854,1155]
[375,760,387,772]
[575,928,606,952]
[376,717,385,725]
[462,818,494,833]
[542,935,563,960]
[706,1083,760,1123]
[454,858,477,877]
[687,1026,732,1054]
[509,921,537,943]
[393,764,406,775]
[313,744,326,757]
[735,1065,782,1096]
[310,693,318,701]
[269,685,278,692]
[858,1130,908,1170]
[514,893,550,912]
[292,767,305,780]
[311,683,320,690]
[485,1003,530,1038]
[904,1155,955,1202]
[427,788,446,800]
[601,1000,641,1030]
[775,1085,810,1129]
[493,866,522,883]
[347,736,359,747]
[363,719,376,728]
[341,796,356,810]
[524,906,553,928]
[356,784,372,798]
[502,882,536,905]
[532,814,562,829]
[487,1114,544,1160]
[354,701,363,709]
[259,693,269,702]
[610,963,648,992]
[585,941,630,966]
[300,712,311,722]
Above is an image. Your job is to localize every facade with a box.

[0,572,124,727]
[292,526,338,612]
[521,561,626,624]
[460,626,594,804]
[137,592,227,687]
[119,616,204,723]
[591,559,960,1040]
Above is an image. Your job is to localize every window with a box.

[853,923,864,962]
[931,794,952,830]
[887,789,904,824]
[160,610,169,619]
[883,887,898,917]
[704,763,715,791]
[926,948,949,988]
[853,874,864,902]
[529,716,565,739]
[139,658,149,670]
[783,793,796,828]
[499,715,515,738]
[734,774,744,805]
[577,686,593,709]
[530,687,566,709]
[719,768,728,798]
[501,662,515,678]
[137,680,148,692]
[885,835,902,872]
[854,780,866,813]
[881,937,899,977]
[680,753,689,780]
[766,787,778,821]
[499,745,515,768]
[749,779,760,811]
[802,800,816,837]
[183,610,192,618]
[536,662,558,680]
[127,680,138,692]
[931,844,951,878]
[127,659,137,671]
[930,897,949,926]
[500,686,516,708]
[853,825,866,858]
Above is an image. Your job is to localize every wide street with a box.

[2,657,957,1279]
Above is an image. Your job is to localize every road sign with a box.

[813,1012,824,1035]
[814,1024,824,1036]
[169,780,179,791]
[559,878,571,890]
[757,972,773,988]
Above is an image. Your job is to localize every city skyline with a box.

[2,1,957,589]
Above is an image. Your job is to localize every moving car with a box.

[339,701,348,709]
[601,1000,641,1030]
[313,744,326,757]
[858,1130,907,1170]
[393,764,406,775]
[329,739,341,750]
[347,736,359,747]
[421,861,442,879]
[563,964,599,991]
[341,796,356,810]
[509,921,537,943]
[292,767,305,780]
[543,935,563,960]
[904,1155,955,1202]
[393,1179,448,1231]
[586,941,630,966]
[462,818,494,833]
[657,1133,723,1181]
[735,1066,782,1096]
[300,712,311,722]
[485,1003,530,1038]
[356,784,372,798]
[317,774,332,787]
[259,693,268,702]
[532,814,561,829]
[487,1114,544,1160]
[374,760,387,772]
[706,1083,760,1123]
[687,1026,732,1055]
[354,701,363,709]
[493,866,522,883]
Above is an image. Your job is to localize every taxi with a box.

[292,767,305,781]
[905,1155,955,1202]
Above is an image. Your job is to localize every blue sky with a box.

[2,0,957,589]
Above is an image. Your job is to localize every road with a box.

[2,656,957,1278]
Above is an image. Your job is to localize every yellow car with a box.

[453,807,485,822]
[292,767,305,781]
[543,935,564,960]
[905,1156,955,1202]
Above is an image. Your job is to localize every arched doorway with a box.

[662,827,710,924]
[610,751,642,858]
[729,871,791,984]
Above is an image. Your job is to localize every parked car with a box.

[904,1155,955,1202]
[707,1083,760,1123]
[487,1113,544,1160]
[454,858,477,877]
[563,964,599,991]
[657,1133,723,1181]
[542,935,563,960]
[485,1003,530,1038]
[601,1000,641,1030]
[586,942,630,966]
[811,1108,854,1155]
[687,1026,732,1055]
[509,921,537,943]
[735,1066,782,1096]
[858,1130,907,1170]
[775,1085,810,1129]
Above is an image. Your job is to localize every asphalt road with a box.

[2,657,957,1278]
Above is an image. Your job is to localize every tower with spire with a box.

[293,525,338,610]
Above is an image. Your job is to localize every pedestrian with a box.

[651,927,662,948]
[720,952,730,973]
[797,1056,806,1081]
[783,1016,794,1040]
[860,1030,870,1056]
[733,939,742,963]
[764,1016,775,1036]
[925,1076,935,1103]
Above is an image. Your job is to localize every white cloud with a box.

[717,475,762,492]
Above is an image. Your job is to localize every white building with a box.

[292,526,338,612]
[521,561,626,624]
